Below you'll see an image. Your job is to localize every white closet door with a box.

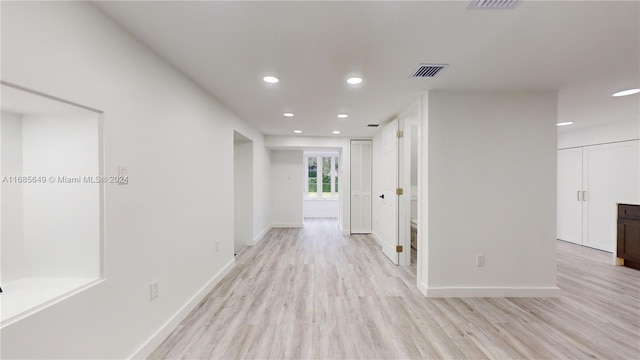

[379,119,399,265]
[557,148,583,245]
[350,140,372,233]
[361,142,372,232]
[583,140,640,252]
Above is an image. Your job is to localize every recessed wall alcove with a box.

[0,83,104,327]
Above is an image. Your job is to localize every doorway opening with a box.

[233,131,253,256]
[372,102,420,268]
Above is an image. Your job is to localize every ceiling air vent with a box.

[367,124,379,127]
[467,0,521,10]
[410,64,448,78]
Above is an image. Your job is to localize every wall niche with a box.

[0,83,104,327]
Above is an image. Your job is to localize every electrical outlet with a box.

[150,281,158,300]
[215,240,219,252]
[476,254,485,267]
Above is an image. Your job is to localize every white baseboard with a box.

[254,225,272,244]
[417,281,428,296]
[342,230,350,235]
[418,282,560,298]
[271,223,303,228]
[371,231,383,246]
[129,259,235,359]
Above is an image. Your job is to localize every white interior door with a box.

[583,141,640,252]
[350,140,372,233]
[557,147,583,245]
[378,119,399,265]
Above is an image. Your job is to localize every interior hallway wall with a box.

[270,150,303,227]
[1,2,271,358]
[419,91,559,297]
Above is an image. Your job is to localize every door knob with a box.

[379,194,385,199]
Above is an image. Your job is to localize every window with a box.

[305,153,339,199]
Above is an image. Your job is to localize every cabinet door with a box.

[618,218,640,267]
[557,148,583,245]
[350,140,372,233]
[583,141,640,252]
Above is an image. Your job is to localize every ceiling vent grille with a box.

[410,64,449,78]
[467,0,521,10]
[367,124,379,127]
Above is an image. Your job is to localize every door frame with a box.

[398,103,419,266]
[233,130,254,255]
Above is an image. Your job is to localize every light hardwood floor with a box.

[149,218,640,359]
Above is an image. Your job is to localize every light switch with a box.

[117,165,129,185]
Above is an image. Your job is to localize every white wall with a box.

[558,119,639,149]
[303,200,339,218]
[420,91,559,297]
[270,150,303,227]
[1,2,270,359]
[21,114,100,278]
[234,137,253,253]
[252,142,271,243]
[1,111,25,283]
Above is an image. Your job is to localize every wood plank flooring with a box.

[149,218,640,359]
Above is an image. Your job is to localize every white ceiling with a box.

[95,1,639,137]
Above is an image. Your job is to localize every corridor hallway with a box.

[150,218,640,359]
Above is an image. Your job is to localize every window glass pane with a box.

[308,157,317,198]
[322,157,331,198]
[334,156,339,193]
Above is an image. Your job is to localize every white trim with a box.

[129,259,235,360]
[417,280,428,295]
[1,278,105,329]
[417,283,560,298]
[271,223,303,228]
[371,231,384,246]
[342,230,351,235]
[253,225,272,245]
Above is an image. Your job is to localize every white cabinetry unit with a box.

[350,140,372,233]
[557,140,640,252]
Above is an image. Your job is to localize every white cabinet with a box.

[557,140,640,252]
[350,140,372,233]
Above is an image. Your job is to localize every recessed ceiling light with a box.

[263,76,279,84]
[293,130,302,134]
[347,77,363,85]
[613,88,640,97]
[283,112,294,117]
[337,114,349,118]
[557,122,574,127]
[332,130,341,134]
